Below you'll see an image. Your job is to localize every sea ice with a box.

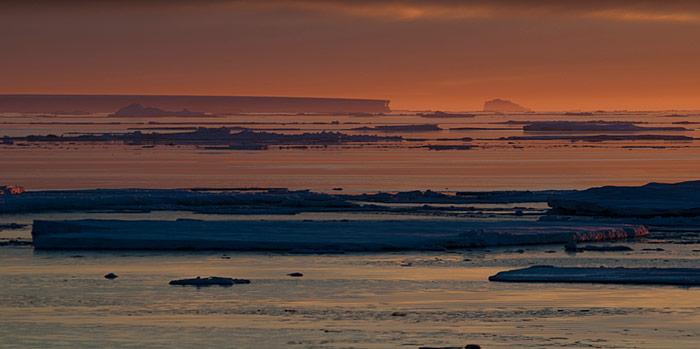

[169,276,251,286]
[489,265,700,286]
[548,180,700,217]
[31,219,648,251]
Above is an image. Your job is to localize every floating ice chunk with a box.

[169,276,251,286]
[489,265,700,286]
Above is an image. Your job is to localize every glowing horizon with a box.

[2,0,700,111]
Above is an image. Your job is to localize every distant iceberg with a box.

[483,99,530,113]
[110,103,208,117]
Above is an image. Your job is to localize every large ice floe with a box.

[110,103,208,117]
[0,187,572,214]
[522,121,688,132]
[0,188,358,214]
[9,180,700,251]
[4,181,698,218]
[548,181,700,217]
[31,219,647,251]
[489,265,700,286]
[8,128,402,147]
[500,134,693,142]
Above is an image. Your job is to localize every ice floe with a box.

[31,219,647,251]
[522,121,688,132]
[548,181,700,217]
[169,276,251,286]
[489,265,700,286]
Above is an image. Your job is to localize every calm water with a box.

[1,111,700,348]
[1,111,699,192]
[1,244,699,348]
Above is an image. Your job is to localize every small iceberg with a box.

[483,98,530,113]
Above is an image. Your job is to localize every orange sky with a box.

[2,0,700,111]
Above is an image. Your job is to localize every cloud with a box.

[279,0,700,23]
[3,0,700,23]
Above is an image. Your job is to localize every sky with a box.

[1,0,700,111]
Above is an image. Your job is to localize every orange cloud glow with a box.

[2,0,700,111]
